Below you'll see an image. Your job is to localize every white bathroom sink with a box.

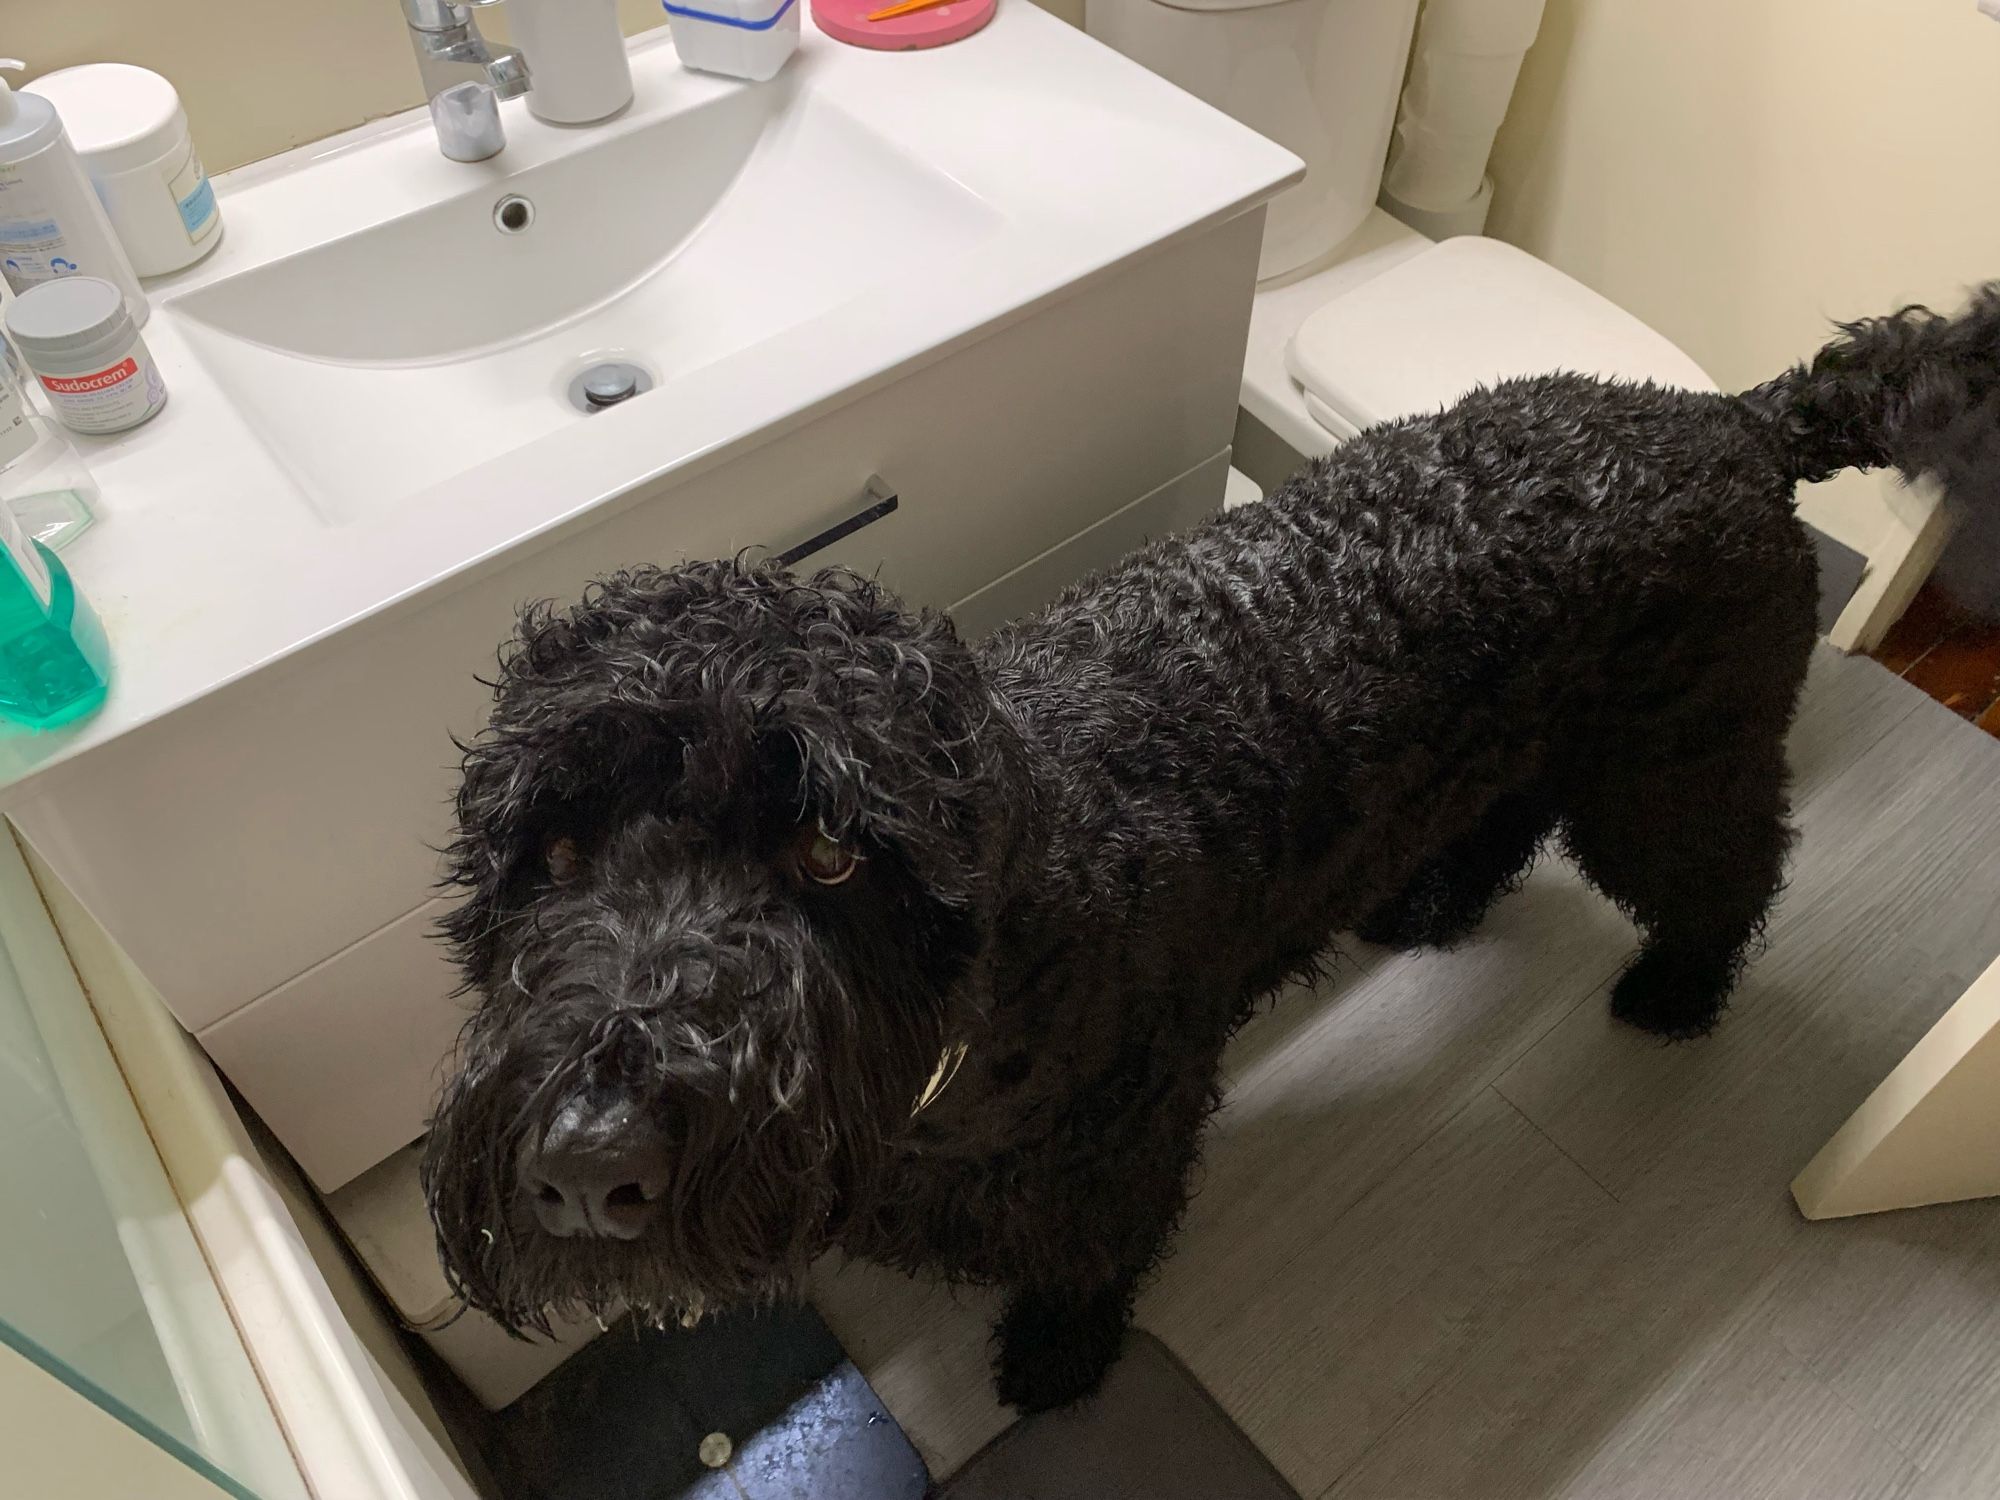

[0,8,1298,787]
[170,76,999,523]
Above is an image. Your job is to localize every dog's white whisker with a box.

[911,1042,970,1116]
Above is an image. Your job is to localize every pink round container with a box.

[812,0,996,49]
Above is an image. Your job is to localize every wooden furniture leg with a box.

[1794,953,2000,1219]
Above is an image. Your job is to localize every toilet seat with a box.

[1285,236,1715,441]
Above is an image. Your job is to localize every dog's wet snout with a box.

[520,1097,671,1241]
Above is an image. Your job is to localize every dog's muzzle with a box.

[516,1096,672,1241]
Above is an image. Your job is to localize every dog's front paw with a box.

[992,1286,1130,1414]
[1610,947,1732,1040]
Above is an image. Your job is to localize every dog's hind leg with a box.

[1562,738,1793,1040]
[1358,790,1553,950]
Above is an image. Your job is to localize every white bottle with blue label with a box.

[0,60,148,326]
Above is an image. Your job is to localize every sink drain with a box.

[567,361,653,414]
[493,194,534,234]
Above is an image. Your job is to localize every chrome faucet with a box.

[400,0,529,162]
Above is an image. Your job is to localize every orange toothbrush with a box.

[866,0,954,18]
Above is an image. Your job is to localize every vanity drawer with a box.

[10,211,1263,1042]
[199,901,465,1191]
[948,450,1231,639]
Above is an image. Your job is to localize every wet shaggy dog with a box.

[426,290,2000,1413]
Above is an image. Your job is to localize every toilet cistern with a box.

[1084,0,1422,281]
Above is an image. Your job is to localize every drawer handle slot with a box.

[773,476,899,568]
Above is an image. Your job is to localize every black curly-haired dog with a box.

[425,290,2000,1413]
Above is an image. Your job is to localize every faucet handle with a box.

[485,48,530,96]
[430,81,507,163]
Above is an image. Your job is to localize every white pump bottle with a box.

[506,0,633,126]
[0,60,147,326]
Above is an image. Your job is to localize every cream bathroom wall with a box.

[11,0,673,174]
[12,0,1084,175]
[1488,0,2000,550]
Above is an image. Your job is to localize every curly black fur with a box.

[425,288,2000,1411]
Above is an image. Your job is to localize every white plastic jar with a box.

[24,64,220,278]
[663,0,801,83]
[4,275,168,434]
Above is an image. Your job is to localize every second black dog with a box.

[425,289,2000,1413]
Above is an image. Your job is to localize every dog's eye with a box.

[546,837,581,883]
[793,827,861,886]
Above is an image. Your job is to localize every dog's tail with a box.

[1745,283,2000,609]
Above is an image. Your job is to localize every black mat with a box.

[479,1304,927,1500]
[939,1334,1300,1500]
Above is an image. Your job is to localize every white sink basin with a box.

[0,9,1298,790]
[171,77,998,523]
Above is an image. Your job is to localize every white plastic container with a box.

[4,276,167,435]
[508,0,634,124]
[24,64,220,279]
[664,0,801,83]
[0,60,148,324]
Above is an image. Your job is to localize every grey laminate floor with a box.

[811,647,2000,1499]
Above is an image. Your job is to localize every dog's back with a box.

[980,373,1811,1044]
[869,288,2000,1409]
[981,288,2000,1042]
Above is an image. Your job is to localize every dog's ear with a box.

[439,573,712,985]
[763,568,1009,897]
[437,703,599,990]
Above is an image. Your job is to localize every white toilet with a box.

[1085,0,1714,464]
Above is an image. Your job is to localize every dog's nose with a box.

[520,1098,671,1241]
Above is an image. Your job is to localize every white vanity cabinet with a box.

[8,213,1264,1190]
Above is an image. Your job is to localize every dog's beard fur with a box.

[425,897,834,1331]
[425,849,956,1331]
[424,562,1007,1335]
